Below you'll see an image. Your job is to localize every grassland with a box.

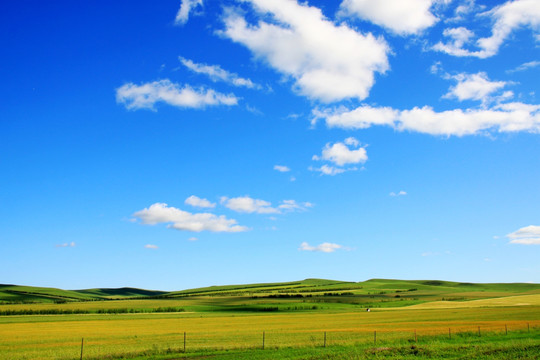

[1,279,539,359]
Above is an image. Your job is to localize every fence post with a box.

[449,328,451,340]
[374,331,376,345]
[528,323,530,333]
[324,331,326,348]
[183,332,186,353]
[414,329,417,343]
[262,331,265,350]
[505,324,508,335]
[478,326,481,337]
[80,338,84,360]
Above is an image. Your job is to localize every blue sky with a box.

[1,0,539,291]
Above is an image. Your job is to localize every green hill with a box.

[1,279,539,306]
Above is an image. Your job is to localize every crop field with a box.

[1,279,539,359]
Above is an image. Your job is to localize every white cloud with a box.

[55,242,75,248]
[278,200,313,212]
[299,241,345,253]
[390,191,407,196]
[185,195,216,208]
[313,102,540,136]
[274,165,290,172]
[339,0,438,35]
[443,72,507,103]
[507,225,540,245]
[179,57,260,89]
[434,0,540,58]
[221,196,312,214]
[508,60,540,73]
[221,196,279,214]
[116,79,238,110]
[312,105,398,129]
[313,137,368,166]
[175,0,203,25]
[309,164,350,176]
[432,27,476,56]
[144,244,159,249]
[188,237,198,241]
[133,203,248,233]
[220,0,389,102]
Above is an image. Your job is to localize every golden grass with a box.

[406,294,540,309]
[1,305,539,360]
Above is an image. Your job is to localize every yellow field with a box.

[1,305,539,360]
[406,294,540,309]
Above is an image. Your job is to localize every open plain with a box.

[1,279,539,359]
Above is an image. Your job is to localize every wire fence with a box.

[73,321,539,359]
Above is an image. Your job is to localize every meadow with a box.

[1,279,539,359]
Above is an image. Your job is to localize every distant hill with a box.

[0,284,165,303]
[1,278,539,304]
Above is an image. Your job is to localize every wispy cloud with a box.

[299,241,347,253]
[179,57,260,89]
[175,0,203,26]
[133,203,248,233]
[220,196,313,214]
[55,242,75,248]
[278,200,313,212]
[221,196,279,214]
[433,0,540,58]
[144,244,158,249]
[116,79,238,110]
[390,191,407,197]
[273,165,290,172]
[507,60,540,73]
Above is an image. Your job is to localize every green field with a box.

[1,279,539,359]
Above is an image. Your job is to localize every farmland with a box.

[1,279,539,359]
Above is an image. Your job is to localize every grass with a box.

[1,279,539,359]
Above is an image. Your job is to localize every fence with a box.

[74,322,538,359]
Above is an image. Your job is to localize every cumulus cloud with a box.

[507,225,540,245]
[432,26,476,56]
[443,72,508,103]
[274,165,290,172]
[299,241,345,253]
[219,0,389,102]
[133,203,248,233]
[144,244,159,249]
[185,195,216,208]
[179,57,260,89]
[56,242,75,248]
[313,137,368,166]
[390,191,407,196]
[339,0,439,35]
[434,0,540,58]
[175,0,203,25]
[116,79,238,110]
[313,102,540,136]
